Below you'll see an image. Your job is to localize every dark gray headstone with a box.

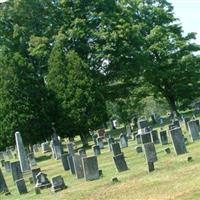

[67,143,75,156]
[113,153,128,172]
[61,153,70,171]
[108,137,115,151]
[137,119,148,129]
[82,156,99,181]
[96,137,104,149]
[4,161,11,172]
[119,133,128,148]
[159,130,168,145]
[11,161,23,182]
[111,143,121,156]
[73,155,84,179]
[151,130,160,144]
[147,162,154,173]
[143,143,157,163]
[188,120,200,141]
[35,172,51,189]
[0,168,9,194]
[141,133,152,144]
[51,175,66,192]
[170,127,187,155]
[67,155,75,175]
[16,179,27,194]
[136,134,142,144]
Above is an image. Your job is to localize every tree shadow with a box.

[35,154,52,162]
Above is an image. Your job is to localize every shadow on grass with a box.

[35,154,52,162]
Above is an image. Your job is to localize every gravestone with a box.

[137,119,148,129]
[82,156,99,181]
[16,179,27,194]
[188,120,200,141]
[32,168,41,184]
[73,155,84,179]
[135,146,143,153]
[92,134,98,145]
[119,133,128,148]
[96,137,104,149]
[11,161,23,182]
[61,153,70,171]
[111,143,122,156]
[135,134,142,144]
[4,161,11,172]
[108,137,115,151]
[183,117,190,130]
[126,124,132,139]
[41,142,51,153]
[15,132,30,172]
[141,133,152,144]
[35,172,51,189]
[97,129,105,138]
[28,153,37,168]
[51,175,66,192]
[150,130,160,144]
[67,143,75,156]
[33,144,39,153]
[92,145,101,156]
[67,155,75,175]
[0,168,10,194]
[170,127,187,155]
[78,148,86,157]
[159,130,168,145]
[113,153,128,172]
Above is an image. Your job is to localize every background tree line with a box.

[0,0,199,149]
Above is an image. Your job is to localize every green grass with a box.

[1,121,200,200]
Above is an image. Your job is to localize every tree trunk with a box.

[80,131,89,147]
[167,96,179,118]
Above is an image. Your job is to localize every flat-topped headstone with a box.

[96,137,104,149]
[119,133,128,148]
[82,156,99,181]
[135,134,142,144]
[126,124,132,139]
[41,142,51,153]
[28,153,37,168]
[0,168,10,195]
[108,137,115,151]
[111,143,121,156]
[4,161,11,172]
[159,130,168,145]
[92,145,101,156]
[61,153,70,171]
[170,127,187,155]
[113,153,128,172]
[11,161,23,182]
[51,175,66,192]
[15,132,30,172]
[137,119,148,129]
[143,143,157,163]
[150,130,160,144]
[188,120,200,141]
[32,168,41,184]
[35,172,51,189]
[67,143,75,156]
[73,155,84,179]
[16,179,27,194]
[67,155,75,175]
[183,117,190,130]
[141,133,152,144]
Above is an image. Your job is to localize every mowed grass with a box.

[1,122,200,200]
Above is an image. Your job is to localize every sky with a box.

[168,0,200,44]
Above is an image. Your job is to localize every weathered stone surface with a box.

[15,132,30,172]
[4,161,11,172]
[113,153,128,172]
[170,127,187,155]
[0,168,9,194]
[96,137,104,149]
[67,155,75,175]
[51,175,66,192]
[78,148,86,157]
[32,168,41,184]
[119,133,128,148]
[61,153,70,171]
[82,156,99,181]
[16,179,28,194]
[188,120,200,141]
[11,161,23,182]
[111,143,121,156]
[143,143,157,163]
[92,145,101,156]
[150,130,160,144]
[73,155,84,179]
[137,119,148,129]
[159,130,168,145]
[35,172,51,189]
[67,143,75,156]
[141,133,152,144]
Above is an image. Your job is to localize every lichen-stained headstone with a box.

[0,168,10,195]
[143,143,157,163]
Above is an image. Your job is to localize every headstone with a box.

[0,168,10,194]
[15,132,30,172]
[135,134,142,144]
[188,120,200,141]
[32,168,41,184]
[147,162,154,173]
[113,153,128,172]
[4,161,11,172]
[119,133,128,148]
[143,143,157,163]
[108,137,115,151]
[141,133,152,144]
[183,117,190,130]
[82,156,99,181]
[28,153,37,168]
[41,142,51,153]
[135,146,143,153]
[73,155,84,179]
[61,153,70,171]
[96,137,104,149]
[33,144,39,153]
[159,130,168,145]
[92,145,101,156]
[137,119,148,129]
[35,172,51,189]
[16,179,27,194]
[126,124,132,139]
[10,161,23,182]
[97,129,105,138]
[111,143,121,156]
[92,134,98,145]
[78,148,86,157]
[170,127,187,155]
[51,175,66,192]
[150,130,160,144]
[67,143,75,156]
[67,155,75,175]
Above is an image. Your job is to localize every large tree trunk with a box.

[167,96,179,118]
[80,131,89,147]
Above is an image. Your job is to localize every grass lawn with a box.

[1,120,200,200]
